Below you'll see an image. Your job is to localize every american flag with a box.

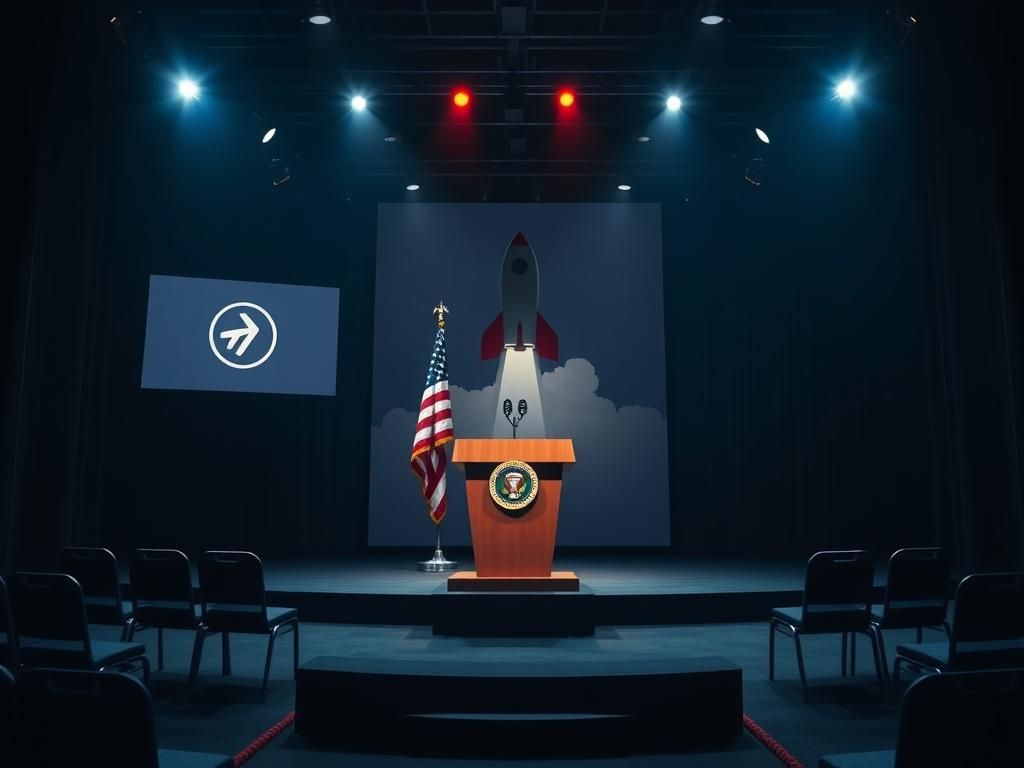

[410,324,454,524]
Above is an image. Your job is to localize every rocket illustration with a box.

[482,233,557,438]
[481,232,559,361]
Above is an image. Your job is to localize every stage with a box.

[138,555,890,626]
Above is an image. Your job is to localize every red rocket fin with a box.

[481,312,504,359]
[535,312,558,360]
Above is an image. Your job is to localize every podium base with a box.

[447,571,580,592]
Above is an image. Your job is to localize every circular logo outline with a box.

[488,459,540,515]
[209,301,278,370]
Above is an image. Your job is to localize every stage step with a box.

[431,584,595,636]
[295,654,743,754]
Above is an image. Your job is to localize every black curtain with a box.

[663,1,1023,570]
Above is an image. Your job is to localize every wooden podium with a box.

[450,438,577,591]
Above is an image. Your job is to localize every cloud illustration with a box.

[367,358,670,546]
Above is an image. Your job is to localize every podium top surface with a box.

[452,438,576,464]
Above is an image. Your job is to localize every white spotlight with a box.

[177,78,200,101]
[835,78,857,101]
[309,14,331,25]
[618,184,632,191]
[406,184,420,191]
[261,127,277,144]
[351,95,367,112]
[666,95,682,112]
[636,135,651,143]
[700,15,725,25]
[754,127,770,144]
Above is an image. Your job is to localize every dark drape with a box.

[664,1,1023,570]
[3,2,1021,572]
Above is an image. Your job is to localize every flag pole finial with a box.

[433,301,449,329]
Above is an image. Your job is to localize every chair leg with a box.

[768,621,776,681]
[793,631,808,704]
[292,622,299,675]
[851,631,857,676]
[189,630,206,685]
[222,631,231,676]
[262,627,279,703]
[157,627,164,671]
[120,619,131,643]
[893,656,902,687]
[875,627,890,690]
[841,633,847,677]
[866,629,885,697]
[140,654,151,687]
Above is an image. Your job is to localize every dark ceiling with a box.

[118,1,912,193]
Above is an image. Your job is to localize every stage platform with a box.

[193,555,888,626]
[295,647,743,754]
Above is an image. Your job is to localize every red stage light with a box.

[452,89,471,108]
[558,90,575,108]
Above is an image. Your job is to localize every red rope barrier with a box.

[232,710,295,767]
[231,709,802,767]
[743,713,805,768]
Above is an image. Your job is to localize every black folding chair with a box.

[197,551,298,701]
[129,548,214,673]
[10,572,149,684]
[818,668,1024,768]
[0,575,17,669]
[0,664,14,757]
[867,547,951,686]
[770,550,885,702]
[893,572,1024,684]
[14,668,233,768]
[60,547,136,641]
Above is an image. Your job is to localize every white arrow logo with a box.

[209,302,278,370]
[219,312,260,356]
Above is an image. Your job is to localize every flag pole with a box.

[416,300,458,573]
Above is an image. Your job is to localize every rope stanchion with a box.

[743,713,805,768]
[233,710,295,767]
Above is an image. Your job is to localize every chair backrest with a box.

[894,668,1024,768]
[800,550,874,632]
[0,664,14,757]
[948,572,1024,670]
[10,572,94,668]
[60,547,126,625]
[15,667,160,768]
[879,547,951,629]
[0,575,17,668]
[129,549,199,630]
[199,550,269,631]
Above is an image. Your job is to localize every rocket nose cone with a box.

[510,232,529,247]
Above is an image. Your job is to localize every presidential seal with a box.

[489,459,540,516]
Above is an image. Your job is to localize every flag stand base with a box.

[417,527,458,572]
[418,547,458,572]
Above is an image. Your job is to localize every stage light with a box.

[308,0,331,24]
[666,95,682,112]
[261,128,277,144]
[177,78,200,101]
[351,95,367,112]
[452,89,471,108]
[558,90,575,108]
[755,127,770,144]
[384,134,399,143]
[700,0,726,25]
[835,78,857,101]
[637,136,650,143]
[618,184,632,191]
[406,183,420,191]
